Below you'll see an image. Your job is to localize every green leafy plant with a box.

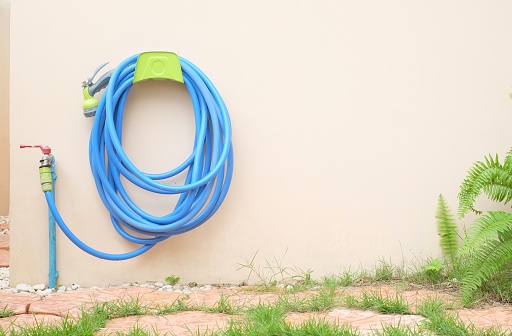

[437,194,459,263]
[456,149,512,299]
[458,151,512,217]
[421,258,443,283]
[165,275,180,285]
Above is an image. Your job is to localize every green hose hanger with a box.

[133,52,184,83]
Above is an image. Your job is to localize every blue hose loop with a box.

[45,54,234,260]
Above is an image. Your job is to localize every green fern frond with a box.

[458,150,512,218]
[461,233,512,295]
[436,194,458,262]
[458,211,512,256]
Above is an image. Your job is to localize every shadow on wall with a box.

[0,0,9,215]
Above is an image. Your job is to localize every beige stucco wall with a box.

[0,0,8,215]
[9,1,512,287]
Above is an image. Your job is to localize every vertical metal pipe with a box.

[48,156,58,288]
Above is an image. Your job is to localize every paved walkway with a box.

[1,220,512,335]
[1,285,512,335]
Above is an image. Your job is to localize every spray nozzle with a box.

[82,62,110,88]
[82,62,114,118]
[20,144,52,155]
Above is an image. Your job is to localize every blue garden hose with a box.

[44,54,234,260]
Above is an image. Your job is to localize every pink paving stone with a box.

[0,290,41,315]
[0,314,64,333]
[401,288,460,311]
[0,224,9,231]
[29,286,155,317]
[339,285,461,313]
[285,308,425,335]
[98,311,234,336]
[185,288,280,309]
[349,313,425,334]
[288,310,424,335]
[458,307,512,331]
[0,235,8,250]
[0,250,8,267]
[132,289,187,307]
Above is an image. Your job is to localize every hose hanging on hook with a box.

[45,53,234,260]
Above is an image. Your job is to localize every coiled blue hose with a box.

[45,54,234,260]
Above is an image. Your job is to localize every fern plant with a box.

[456,148,512,298]
[436,194,458,263]
[458,149,512,218]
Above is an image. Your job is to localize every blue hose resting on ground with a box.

[45,54,234,260]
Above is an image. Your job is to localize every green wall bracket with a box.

[133,52,184,84]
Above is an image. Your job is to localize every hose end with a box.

[82,87,98,118]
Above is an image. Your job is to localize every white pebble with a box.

[15,284,32,292]
[33,284,46,291]
[154,282,164,287]
[41,289,53,296]
[71,283,80,290]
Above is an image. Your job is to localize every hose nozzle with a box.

[82,62,113,118]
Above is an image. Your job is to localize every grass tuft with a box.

[155,297,191,315]
[359,291,412,315]
[103,296,152,318]
[205,293,243,315]
[0,305,15,318]
[371,321,419,336]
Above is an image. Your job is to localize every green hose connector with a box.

[39,166,53,192]
[82,87,99,118]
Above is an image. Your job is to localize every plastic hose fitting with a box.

[20,145,54,192]
[39,155,53,192]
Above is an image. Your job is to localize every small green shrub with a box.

[165,275,180,285]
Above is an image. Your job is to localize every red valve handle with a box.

[20,144,52,154]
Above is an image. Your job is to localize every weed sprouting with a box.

[371,321,419,336]
[0,305,14,318]
[113,324,161,335]
[206,293,243,315]
[155,297,191,315]
[374,259,396,282]
[103,296,152,318]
